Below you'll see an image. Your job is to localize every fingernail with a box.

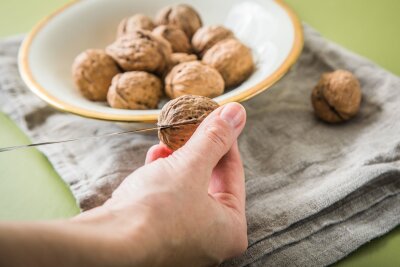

[219,103,245,128]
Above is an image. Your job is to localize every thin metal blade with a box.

[0,119,198,153]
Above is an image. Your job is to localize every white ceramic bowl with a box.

[19,0,303,122]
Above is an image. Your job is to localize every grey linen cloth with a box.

[1,25,400,266]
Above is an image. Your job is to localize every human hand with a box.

[76,102,247,267]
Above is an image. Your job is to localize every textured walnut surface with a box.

[202,38,254,88]
[163,52,198,77]
[165,61,224,99]
[106,30,171,74]
[158,95,219,150]
[117,14,155,38]
[192,25,234,57]
[170,53,197,66]
[107,71,162,110]
[155,4,202,39]
[312,70,362,123]
[72,49,120,101]
[152,25,191,53]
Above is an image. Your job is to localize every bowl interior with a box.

[21,0,299,121]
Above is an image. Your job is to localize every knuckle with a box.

[204,122,230,149]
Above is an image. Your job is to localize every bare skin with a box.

[0,103,247,267]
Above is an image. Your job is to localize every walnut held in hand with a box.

[192,25,234,57]
[117,14,155,38]
[202,38,254,88]
[106,29,172,75]
[153,25,191,53]
[311,70,362,123]
[107,71,162,110]
[155,4,202,39]
[72,49,120,101]
[165,61,224,99]
[158,95,219,150]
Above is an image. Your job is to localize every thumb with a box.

[176,102,246,173]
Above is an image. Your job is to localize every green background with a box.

[0,0,399,266]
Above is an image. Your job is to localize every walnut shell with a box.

[170,53,197,66]
[72,49,120,101]
[162,53,197,78]
[311,70,362,123]
[155,4,202,39]
[106,29,172,75]
[152,25,191,53]
[192,25,234,57]
[202,38,254,88]
[165,61,224,99]
[107,71,162,110]
[117,14,155,38]
[158,95,219,150]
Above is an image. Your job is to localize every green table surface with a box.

[0,0,399,266]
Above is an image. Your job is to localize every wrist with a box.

[72,204,164,267]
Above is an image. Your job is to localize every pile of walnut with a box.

[72,4,254,110]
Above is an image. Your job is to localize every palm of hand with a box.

[104,103,247,267]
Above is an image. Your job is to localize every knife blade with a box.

[0,119,198,153]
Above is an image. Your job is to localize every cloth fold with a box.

[1,25,399,266]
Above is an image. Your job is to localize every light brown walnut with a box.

[165,61,224,99]
[152,25,191,53]
[311,70,362,123]
[162,53,197,78]
[170,53,197,66]
[107,71,162,110]
[202,38,254,88]
[106,29,172,75]
[72,49,120,101]
[192,25,234,57]
[117,14,155,38]
[155,4,202,40]
[158,95,219,150]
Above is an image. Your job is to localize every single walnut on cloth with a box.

[107,71,162,110]
[202,38,254,88]
[165,61,224,99]
[158,95,219,150]
[312,70,362,123]
[152,25,191,53]
[117,14,155,38]
[106,29,172,75]
[72,49,120,101]
[192,25,234,57]
[155,4,202,39]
